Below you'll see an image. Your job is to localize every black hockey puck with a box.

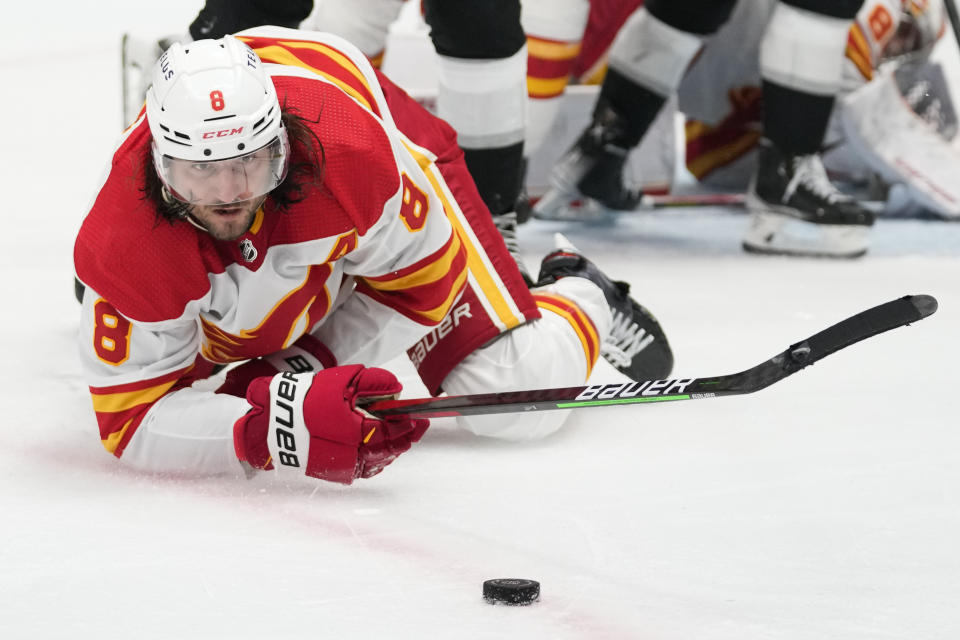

[483,578,540,605]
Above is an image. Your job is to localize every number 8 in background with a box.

[93,299,132,365]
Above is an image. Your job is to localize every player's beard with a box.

[188,196,266,241]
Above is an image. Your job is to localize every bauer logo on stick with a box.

[575,378,696,401]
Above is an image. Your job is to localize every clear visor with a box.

[153,131,289,206]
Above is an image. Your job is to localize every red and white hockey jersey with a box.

[74,28,537,465]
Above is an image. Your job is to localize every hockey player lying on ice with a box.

[74,28,672,484]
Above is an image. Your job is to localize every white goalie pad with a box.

[838,64,960,219]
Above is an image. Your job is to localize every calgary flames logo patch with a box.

[200,264,333,363]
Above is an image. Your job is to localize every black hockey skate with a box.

[492,211,533,286]
[536,246,673,381]
[744,138,874,258]
[533,107,642,220]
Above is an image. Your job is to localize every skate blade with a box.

[552,233,579,252]
[531,187,580,220]
[742,209,871,258]
[532,193,617,222]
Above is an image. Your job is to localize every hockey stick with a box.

[367,294,937,419]
[531,191,746,220]
[638,192,746,208]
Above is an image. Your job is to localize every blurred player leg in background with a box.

[521,0,678,218]
[670,0,957,219]
[310,0,406,68]
[743,0,874,257]
[189,0,314,39]
[315,0,534,281]
[122,0,314,124]
[533,0,731,216]
[520,0,592,158]
[422,0,532,282]
[535,0,876,257]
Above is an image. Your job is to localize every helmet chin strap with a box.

[161,185,210,232]
[183,212,211,233]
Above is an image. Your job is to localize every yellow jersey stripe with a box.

[578,59,609,86]
[535,292,600,348]
[418,267,470,324]
[527,38,581,60]
[249,207,265,234]
[686,131,762,180]
[92,378,177,414]
[535,297,599,378]
[278,40,371,87]
[401,142,524,330]
[684,119,710,142]
[252,45,375,112]
[846,26,873,81]
[102,417,137,454]
[527,76,571,98]
[362,234,464,292]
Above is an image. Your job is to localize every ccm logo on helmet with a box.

[202,127,244,139]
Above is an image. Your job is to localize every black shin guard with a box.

[463,144,526,217]
[762,81,836,156]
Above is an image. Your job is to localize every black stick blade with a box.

[792,294,937,368]
[367,295,937,419]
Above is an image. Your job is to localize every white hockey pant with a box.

[442,275,611,441]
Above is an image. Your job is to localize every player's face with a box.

[166,147,275,240]
[157,135,287,241]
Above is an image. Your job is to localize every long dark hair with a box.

[142,108,326,224]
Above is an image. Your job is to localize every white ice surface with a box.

[2,3,960,639]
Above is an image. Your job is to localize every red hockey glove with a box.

[216,334,336,398]
[233,365,429,484]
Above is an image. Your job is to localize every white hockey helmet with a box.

[145,35,289,205]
